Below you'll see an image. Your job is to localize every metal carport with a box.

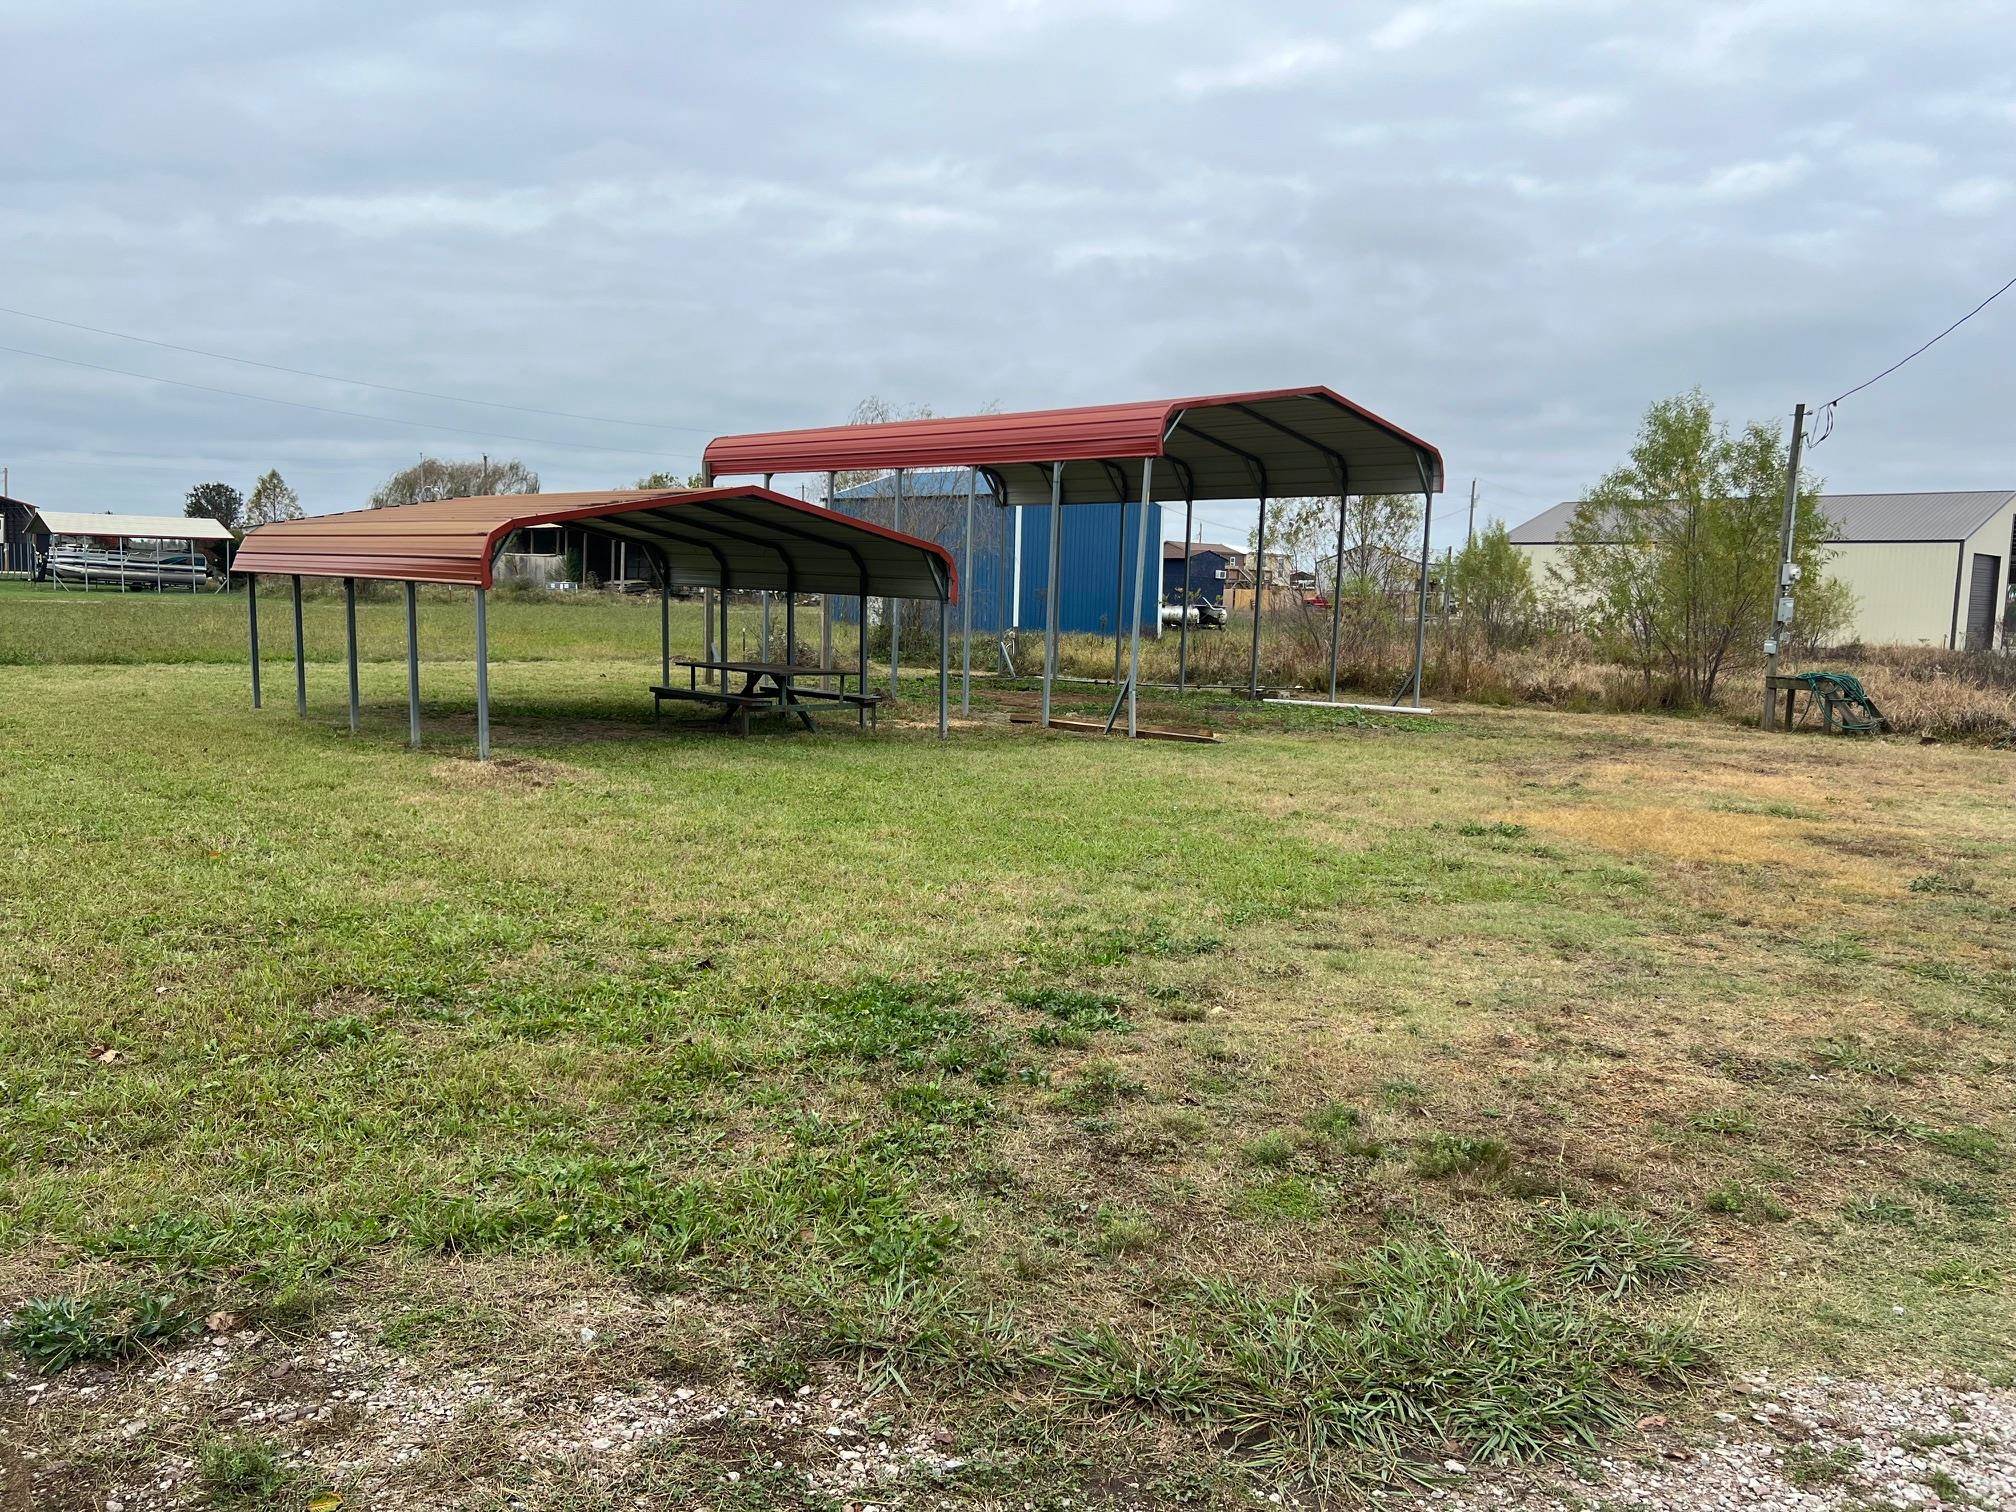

[703,387,1444,737]
[229,486,958,758]
[26,508,236,590]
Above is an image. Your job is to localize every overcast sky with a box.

[3,0,2011,550]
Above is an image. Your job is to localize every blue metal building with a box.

[1162,539,1242,607]
[831,469,1160,638]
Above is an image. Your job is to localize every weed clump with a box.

[2,1292,191,1375]
[1060,1060,1143,1115]
[1703,1181,1790,1223]
[1041,1241,1703,1483]
[195,1433,292,1505]
[1782,1441,1862,1488]
[1531,1207,1701,1297]
[1414,1132,1512,1180]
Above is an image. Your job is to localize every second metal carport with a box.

[703,386,1444,737]
[228,486,958,758]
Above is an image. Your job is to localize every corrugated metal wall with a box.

[1015,501,1163,637]
[828,473,1160,638]
[1,501,36,575]
[827,478,1013,635]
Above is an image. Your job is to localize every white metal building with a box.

[1508,491,2016,650]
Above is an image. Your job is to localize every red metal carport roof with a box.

[704,386,1443,505]
[230,486,956,600]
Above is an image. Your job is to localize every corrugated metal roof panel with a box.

[229,487,957,600]
[1507,491,2016,545]
[1814,491,2016,542]
[29,508,236,541]
[706,387,1444,503]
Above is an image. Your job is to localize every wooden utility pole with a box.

[1761,402,1806,730]
[1465,479,1477,548]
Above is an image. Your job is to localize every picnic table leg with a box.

[784,679,816,733]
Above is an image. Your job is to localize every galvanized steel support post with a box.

[718,573,731,688]
[1408,465,1432,709]
[1127,459,1155,738]
[889,468,904,699]
[856,565,870,728]
[1248,494,1268,698]
[290,575,307,716]
[759,478,775,664]
[659,562,671,686]
[247,574,262,708]
[1000,499,1016,674]
[1041,463,1064,727]
[474,588,491,760]
[960,467,974,714]
[404,582,421,747]
[1112,499,1127,685]
[1328,493,1349,704]
[343,577,360,733]
[784,570,796,667]
[938,594,949,739]
[1178,498,1193,692]
[822,472,837,676]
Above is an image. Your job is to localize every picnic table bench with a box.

[656,659,883,734]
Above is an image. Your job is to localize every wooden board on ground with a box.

[1008,713,1221,745]
[1265,697,1440,715]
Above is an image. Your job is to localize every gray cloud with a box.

[1,0,2011,548]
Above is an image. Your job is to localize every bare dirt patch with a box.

[424,754,586,791]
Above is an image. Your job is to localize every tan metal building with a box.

[1508,490,2016,650]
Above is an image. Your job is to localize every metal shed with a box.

[831,471,1161,641]
[229,486,959,757]
[1510,490,2016,650]
[705,387,1444,737]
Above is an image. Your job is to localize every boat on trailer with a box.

[43,546,212,590]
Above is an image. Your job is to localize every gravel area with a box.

[1416,1373,2012,1512]
[4,1308,969,1510]
[6,1317,2011,1510]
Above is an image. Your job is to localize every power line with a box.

[0,341,702,463]
[1810,269,2016,445]
[0,303,709,434]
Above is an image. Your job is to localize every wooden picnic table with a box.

[656,659,878,734]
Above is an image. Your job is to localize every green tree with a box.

[184,481,243,532]
[1450,521,1537,649]
[243,469,302,528]
[634,471,707,490]
[370,457,538,509]
[1266,494,1418,586]
[1556,390,1835,705]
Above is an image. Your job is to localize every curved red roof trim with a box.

[704,386,1445,491]
[229,485,958,598]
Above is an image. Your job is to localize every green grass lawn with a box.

[2,584,2012,1507]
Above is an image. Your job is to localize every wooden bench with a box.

[651,685,786,735]
[651,678,886,735]
[767,686,885,727]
